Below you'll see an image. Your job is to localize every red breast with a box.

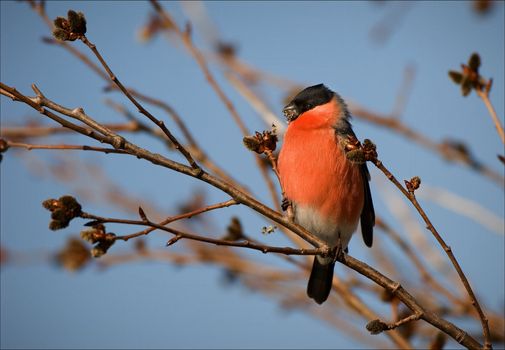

[278,97,364,228]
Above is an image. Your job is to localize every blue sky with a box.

[1,1,504,349]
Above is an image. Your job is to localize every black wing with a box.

[360,164,375,247]
[333,121,375,247]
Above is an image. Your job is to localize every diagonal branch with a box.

[370,157,492,349]
[117,199,239,242]
[77,35,200,171]
[476,89,505,145]
[149,0,282,214]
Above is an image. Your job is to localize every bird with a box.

[277,84,375,304]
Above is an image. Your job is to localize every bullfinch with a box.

[277,84,375,304]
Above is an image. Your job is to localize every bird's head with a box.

[283,84,350,129]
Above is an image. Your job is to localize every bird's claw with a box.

[281,197,292,212]
[332,235,348,262]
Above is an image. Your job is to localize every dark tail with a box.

[307,258,335,304]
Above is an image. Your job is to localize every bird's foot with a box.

[281,196,295,221]
[332,235,348,262]
[281,197,291,211]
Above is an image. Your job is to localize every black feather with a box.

[307,258,335,304]
[360,164,375,247]
[286,84,334,114]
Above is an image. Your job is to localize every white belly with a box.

[294,204,358,263]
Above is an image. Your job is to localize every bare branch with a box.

[348,103,504,187]
[77,35,200,171]
[366,148,492,349]
[476,88,505,144]
[4,140,128,155]
[1,122,139,140]
[117,199,239,241]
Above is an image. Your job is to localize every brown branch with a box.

[377,218,464,306]
[328,274,414,349]
[149,0,282,213]
[349,104,504,187]
[80,211,325,256]
[367,311,423,334]
[35,7,255,198]
[42,36,225,178]
[391,64,416,119]
[0,122,139,139]
[342,254,482,349]
[105,94,246,192]
[26,0,53,29]
[117,199,238,241]
[4,140,128,155]
[42,37,110,81]
[225,72,286,132]
[370,157,492,349]
[1,84,119,147]
[77,35,200,171]
[476,89,505,144]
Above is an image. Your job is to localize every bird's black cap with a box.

[283,84,335,122]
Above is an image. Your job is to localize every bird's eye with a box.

[306,103,313,110]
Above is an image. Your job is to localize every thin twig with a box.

[149,0,281,213]
[1,84,119,147]
[225,72,286,133]
[1,122,139,139]
[78,35,200,172]
[80,211,325,256]
[38,9,254,197]
[105,94,245,192]
[117,199,238,241]
[349,104,504,187]
[377,218,465,307]
[370,158,492,349]
[4,140,128,155]
[342,254,481,349]
[476,89,505,144]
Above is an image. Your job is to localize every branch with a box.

[3,140,128,155]
[77,35,200,171]
[367,311,423,334]
[476,89,505,144]
[341,254,481,349]
[149,0,283,214]
[0,122,139,139]
[376,218,464,307]
[117,199,238,241]
[104,96,245,193]
[364,143,492,349]
[348,104,504,187]
[80,211,325,256]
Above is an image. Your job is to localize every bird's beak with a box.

[283,103,299,122]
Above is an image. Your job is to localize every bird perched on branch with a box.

[278,84,375,304]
